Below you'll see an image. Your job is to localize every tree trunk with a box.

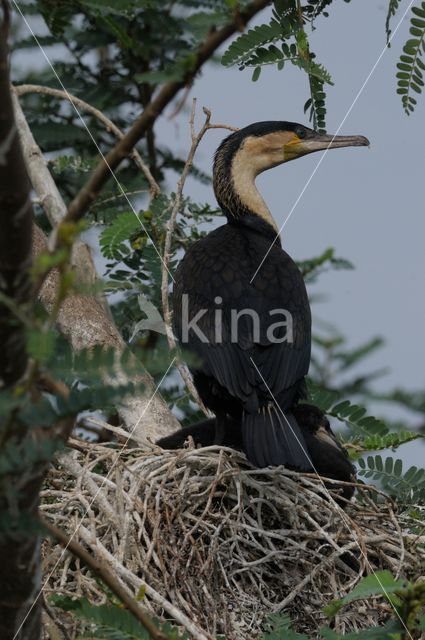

[0,4,43,637]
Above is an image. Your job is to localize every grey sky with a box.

[13,1,424,464]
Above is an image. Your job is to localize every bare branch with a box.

[14,84,160,196]
[0,0,10,36]
[12,92,97,288]
[161,100,237,414]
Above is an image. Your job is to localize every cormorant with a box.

[157,404,356,501]
[173,121,368,471]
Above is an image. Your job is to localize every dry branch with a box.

[42,518,168,640]
[32,224,179,442]
[12,92,97,288]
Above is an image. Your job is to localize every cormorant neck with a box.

[227,212,281,241]
[213,141,280,238]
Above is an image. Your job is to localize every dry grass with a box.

[41,438,425,639]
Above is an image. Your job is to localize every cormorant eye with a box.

[296,127,307,139]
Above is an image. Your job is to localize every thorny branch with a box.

[161,99,238,414]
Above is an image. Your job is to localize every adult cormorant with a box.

[173,121,368,471]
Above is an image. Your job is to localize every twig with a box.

[80,416,133,442]
[37,371,70,398]
[160,100,236,414]
[14,84,160,196]
[41,518,168,640]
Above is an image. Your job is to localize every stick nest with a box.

[41,439,424,639]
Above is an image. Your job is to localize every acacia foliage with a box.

[222,0,425,126]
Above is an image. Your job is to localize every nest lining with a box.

[41,438,425,639]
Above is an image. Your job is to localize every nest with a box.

[41,438,424,639]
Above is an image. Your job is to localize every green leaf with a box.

[386,0,402,42]
[221,19,289,68]
[99,16,134,48]
[252,66,261,81]
[262,612,310,639]
[397,8,425,113]
[323,571,406,619]
[100,212,142,260]
[78,0,150,16]
[357,456,425,504]
[50,595,188,639]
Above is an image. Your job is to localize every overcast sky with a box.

[13,1,425,465]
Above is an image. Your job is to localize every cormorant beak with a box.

[284,132,370,161]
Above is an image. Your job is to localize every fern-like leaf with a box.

[262,612,309,639]
[354,430,422,452]
[386,0,402,43]
[396,2,425,114]
[297,247,354,283]
[50,595,188,639]
[308,386,388,437]
[100,211,142,260]
[358,455,425,503]
[221,20,287,68]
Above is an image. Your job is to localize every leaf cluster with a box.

[358,455,425,504]
[396,3,425,114]
[221,2,333,131]
[388,1,425,114]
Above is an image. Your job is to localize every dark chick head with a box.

[292,404,356,501]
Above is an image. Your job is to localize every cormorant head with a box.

[293,404,356,501]
[213,121,369,232]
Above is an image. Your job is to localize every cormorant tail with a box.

[242,406,313,470]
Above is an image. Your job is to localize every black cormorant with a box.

[157,404,356,501]
[173,121,368,471]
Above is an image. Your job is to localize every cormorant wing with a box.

[173,224,311,412]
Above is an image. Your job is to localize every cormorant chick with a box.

[157,404,356,502]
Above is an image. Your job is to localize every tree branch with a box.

[63,0,270,224]
[0,2,46,636]
[12,92,97,287]
[14,84,160,196]
[0,3,32,388]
